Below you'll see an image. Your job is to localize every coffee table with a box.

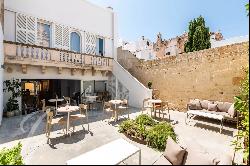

[67,138,141,165]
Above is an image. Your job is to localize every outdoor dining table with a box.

[85,96,98,111]
[48,98,64,115]
[147,99,162,117]
[109,100,124,122]
[57,106,80,135]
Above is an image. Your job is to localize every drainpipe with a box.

[0,22,4,126]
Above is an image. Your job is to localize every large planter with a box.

[124,133,147,145]
[6,111,14,118]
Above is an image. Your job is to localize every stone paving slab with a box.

[0,107,240,165]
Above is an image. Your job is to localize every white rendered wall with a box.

[5,0,114,38]
[3,10,15,42]
[112,60,152,108]
[0,23,3,125]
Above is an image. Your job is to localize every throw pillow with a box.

[164,137,186,165]
[216,102,232,112]
[217,154,232,165]
[200,100,212,110]
[189,99,202,110]
[227,104,235,118]
[184,150,218,165]
[208,103,218,112]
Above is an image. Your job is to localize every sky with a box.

[89,0,249,42]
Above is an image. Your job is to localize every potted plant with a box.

[148,81,152,89]
[3,79,22,117]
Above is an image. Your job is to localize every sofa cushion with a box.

[183,150,218,165]
[200,100,212,110]
[216,102,233,113]
[164,137,186,165]
[153,155,172,165]
[227,104,235,118]
[189,99,202,110]
[217,154,232,165]
[208,103,218,112]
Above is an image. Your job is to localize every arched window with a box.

[70,32,81,53]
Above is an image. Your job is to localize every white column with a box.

[0,23,4,126]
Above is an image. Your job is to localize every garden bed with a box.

[119,114,177,151]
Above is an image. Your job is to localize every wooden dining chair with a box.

[45,108,67,141]
[63,96,71,105]
[141,98,153,115]
[103,101,114,122]
[118,99,130,119]
[70,104,89,131]
[159,101,171,122]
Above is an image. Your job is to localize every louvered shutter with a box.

[16,13,36,44]
[62,26,69,49]
[54,24,69,50]
[85,32,96,55]
[54,24,63,48]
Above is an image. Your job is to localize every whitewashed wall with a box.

[112,60,152,108]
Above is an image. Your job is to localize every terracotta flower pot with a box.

[6,111,14,118]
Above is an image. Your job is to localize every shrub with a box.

[146,122,177,151]
[0,142,24,165]
[118,119,135,135]
[232,69,249,164]
[135,114,156,126]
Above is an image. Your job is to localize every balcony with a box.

[3,41,113,75]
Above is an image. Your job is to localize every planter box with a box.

[124,133,147,145]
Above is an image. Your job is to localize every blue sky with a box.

[89,0,249,42]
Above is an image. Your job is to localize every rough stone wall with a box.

[118,42,249,111]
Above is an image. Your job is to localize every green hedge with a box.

[0,142,24,165]
[119,115,177,151]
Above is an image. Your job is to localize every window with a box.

[70,32,81,53]
[37,22,51,47]
[96,38,104,56]
[165,52,171,56]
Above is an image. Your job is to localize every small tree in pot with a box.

[148,81,152,89]
[3,79,22,117]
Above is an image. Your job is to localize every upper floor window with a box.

[37,21,51,47]
[96,38,104,56]
[70,32,81,53]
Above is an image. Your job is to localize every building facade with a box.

[120,36,156,61]
[0,0,152,125]
[153,31,224,59]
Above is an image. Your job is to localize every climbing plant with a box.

[232,68,249,165]
[184,15,211,53]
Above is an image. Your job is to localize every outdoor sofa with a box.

[185,99,237,133]
[153,137,232,165]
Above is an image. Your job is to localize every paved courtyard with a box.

[0,107,240,165]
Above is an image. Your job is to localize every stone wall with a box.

[118,42,249,111]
